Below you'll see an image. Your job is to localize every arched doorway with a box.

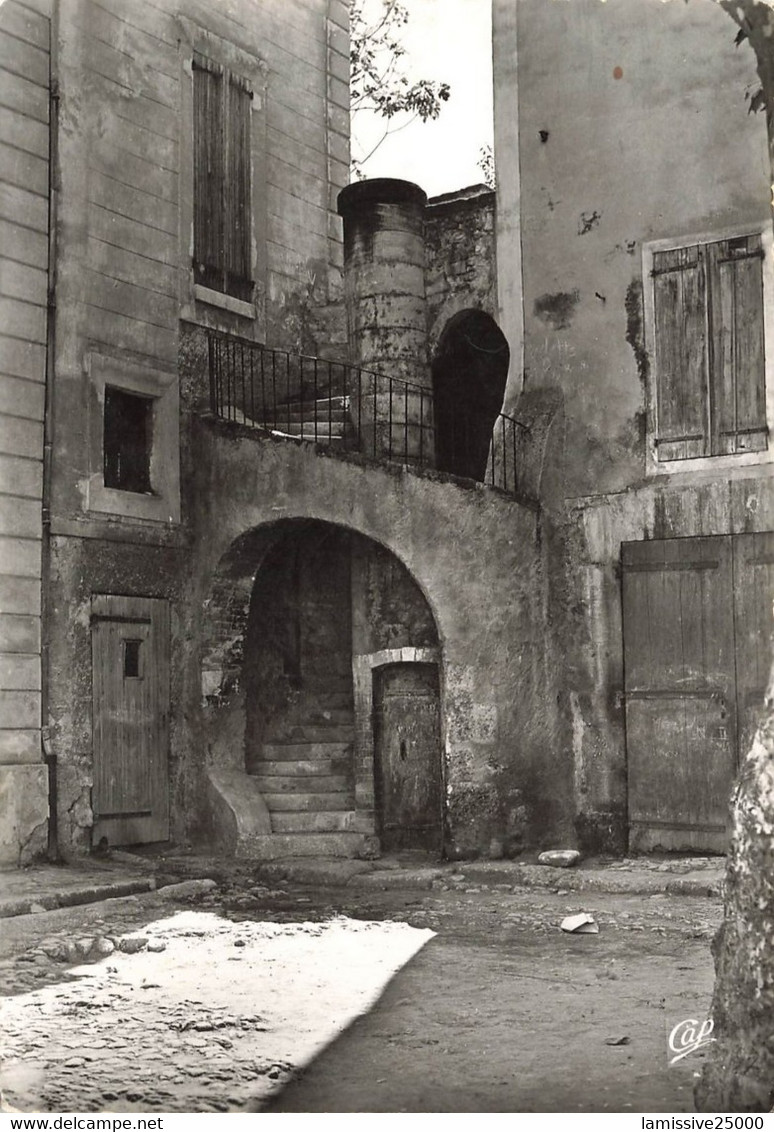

[203,519,444,856]
[432,309,510,480]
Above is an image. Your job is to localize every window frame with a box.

[177,20,268,330]
[103,386,153,495]
[643,222,774,476]
[86,352,180,524]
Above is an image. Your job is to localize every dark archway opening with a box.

[233,519,442,853]
[432,309,510,480]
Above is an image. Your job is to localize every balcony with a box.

[206,329,528,498]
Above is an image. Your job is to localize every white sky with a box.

[353,0,494,198]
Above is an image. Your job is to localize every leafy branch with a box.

[350,0,451,176]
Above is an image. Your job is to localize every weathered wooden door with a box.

[373,663,442,853]
[622,537,738,852]
[91,595,170,846]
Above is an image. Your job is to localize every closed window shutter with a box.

[193,55,253,301]
[708,234,767,454]
[653,245,709,460]
[225,75,253,302]
[193,55,224,293]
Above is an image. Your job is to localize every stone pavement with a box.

[0,851,725,923]
[248,853,724,897]
[0,860,724,1113]
[0,859,158,919]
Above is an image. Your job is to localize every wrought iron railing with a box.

[207,329,528,496]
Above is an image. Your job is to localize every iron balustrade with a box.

[207,329,528,496]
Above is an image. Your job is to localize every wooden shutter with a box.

[193,54,224,293]
[708,234,767,454]
[652,245,709,460]
[225,74,253,301]
[193,55,253,301]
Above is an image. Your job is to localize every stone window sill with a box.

[194,284,256,320]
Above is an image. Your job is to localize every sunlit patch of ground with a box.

[0,912,434,1113]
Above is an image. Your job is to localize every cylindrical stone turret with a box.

[337,179,432,464]
[337,178,429,387]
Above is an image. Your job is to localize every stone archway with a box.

[432,309,510,481]
[200,518,443,858]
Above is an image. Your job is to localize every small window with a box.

[193,53,253,301]
[123,639,142,679]
[103,387,152,494]
[651,233,768,460]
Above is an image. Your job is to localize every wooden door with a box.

[373,663,442,853]
[91,595,170,846]
[733,532,774,759]
[622,537,738,852]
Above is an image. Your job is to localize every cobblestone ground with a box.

[0,878,723,1114]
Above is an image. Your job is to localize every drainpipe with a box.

[42,0,60,862]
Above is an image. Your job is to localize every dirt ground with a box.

[259,886,720,1113]
[0,878,721,1114]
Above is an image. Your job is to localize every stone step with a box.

[276,726,355,743]
[262,792,355,812]
[253,774,350,794]
[280,707,354,726]
[236,831,366,860]
[301,676,353,692]
[272,810,356,834]
[254,758,345,776]
[267,422,348,440]
[290,693,354,711]
[261,742,352,762]
[267,408,350,425]
[275,395,350,415]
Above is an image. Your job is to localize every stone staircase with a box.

[250,686,365,857]
[227,395,355,449]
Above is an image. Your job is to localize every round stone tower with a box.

[337,178,429,384]
[337,178,431,463]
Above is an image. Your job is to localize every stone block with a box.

[206,766,272,854]
[0,762,47,866]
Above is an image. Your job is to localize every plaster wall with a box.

[493,0,774,851]
[504,0,771,496]
[43,0,349,857]
[0,0,51,866]
[179,416,567,858]
[51,0,349,530]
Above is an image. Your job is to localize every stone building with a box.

[4,0,769,870]
[0,0,553,867]
[0,0,51,865]
[493,0,774,854]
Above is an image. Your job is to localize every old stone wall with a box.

[491,0,774,853]
[561,475,774,851]
[424,186,497,360]
[51,0,349,529]
[0,0,52,866]
[504,0,771,495]
[44,0,350,858]
[178,414,565,858]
